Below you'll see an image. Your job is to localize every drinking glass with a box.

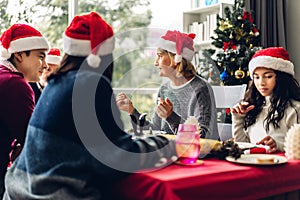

[176,124,200,164]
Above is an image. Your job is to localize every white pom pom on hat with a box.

[248,47,294,79]
[87,54,101,68]
[157,30,196,63]
[0,24,49,60]
[174,54,182,63]
[63,11,115,68]
[0,48,11,59]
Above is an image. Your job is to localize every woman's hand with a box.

[157,97,173,119]
[256,135,277,153]
[230,101,255,115]
[116,92,134,114]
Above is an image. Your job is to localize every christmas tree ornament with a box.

[247,70,250,77]
[203,0,262,85]
[284,124,300,160]
[219,20,225,31]
[246,37,250,44]
[220,70,229,81]
[235,28,246,40]
[220,19,233,31]
[253,27,260,36]
[234,68,245,79]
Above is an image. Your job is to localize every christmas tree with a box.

[203,0,262,85]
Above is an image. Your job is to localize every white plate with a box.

[127,129,167,136]
[145,130,167,135]
[235,142,257,149]
[226,154,288,165]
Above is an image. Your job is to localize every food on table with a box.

[256,157,275,164]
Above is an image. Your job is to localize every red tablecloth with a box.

[116,154,300,200]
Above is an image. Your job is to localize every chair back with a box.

[212,84,247,141]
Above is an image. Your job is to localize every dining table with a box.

[115,152,300,200]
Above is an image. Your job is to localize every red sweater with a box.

[0,65,34,178]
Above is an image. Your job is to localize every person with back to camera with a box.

[116,30,219,140]
[3,12,176,200]
[0,23,49,198]
[231,47,300,153]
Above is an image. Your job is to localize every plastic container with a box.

[176,124,200,164]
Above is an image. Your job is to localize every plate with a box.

[174,160,204,166]
[226,154,288,165]
[128,129,167,136]
[235,142,256,149]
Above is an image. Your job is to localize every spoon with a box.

[130,115,138,136]
[138,113,147,136]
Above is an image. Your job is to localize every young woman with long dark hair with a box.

[231,47,300,152]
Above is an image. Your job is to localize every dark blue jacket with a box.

[4,69,176,200]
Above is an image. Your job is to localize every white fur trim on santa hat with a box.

[249,56,294,79]
[46,55,61,65]
[157,38,194,62]
[0,36,49,59]
[8,36,49,53]
[63,34,115,57]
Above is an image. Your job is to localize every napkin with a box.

[244,145,270,154]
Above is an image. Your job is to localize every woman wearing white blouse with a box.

[231,47,300,152]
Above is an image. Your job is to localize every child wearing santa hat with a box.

[42,47,62,86]
[0,23,49,198]
[3,12,176,200]
[117,30,219,141]
[231,47,300,152]
[30,47,62,103]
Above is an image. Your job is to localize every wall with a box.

[149,0,189,31]
[148,0,300,81]
[286,0,300,81]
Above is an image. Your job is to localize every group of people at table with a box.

[0,11,299,199]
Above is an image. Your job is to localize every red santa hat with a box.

[157,30,196,63]
[249,47,294,79]
[63,12,114,68]
[46,47,62,65]
[0,24,49,59]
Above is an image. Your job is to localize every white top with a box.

[232,97,300,151]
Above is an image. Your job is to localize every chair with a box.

[212,84,247,141]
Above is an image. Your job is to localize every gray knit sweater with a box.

[132,76,219,140]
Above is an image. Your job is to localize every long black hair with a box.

[243,71,300,131]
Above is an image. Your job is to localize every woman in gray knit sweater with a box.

[117,30,219,140]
